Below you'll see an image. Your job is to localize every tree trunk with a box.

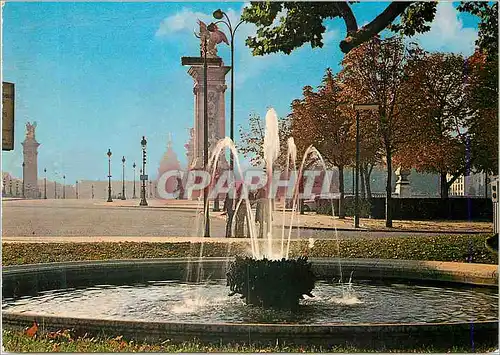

[385,147,393,228]
[485,173,488,198]
[338,165,345,219]
[440,172,449,199]
[360,165,366,199]
[363,164,373,202]
[299,176,305,215]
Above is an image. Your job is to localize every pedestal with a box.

[186,62,230,170]
[395,167,411,198]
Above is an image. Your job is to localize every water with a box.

[207,108,340,262]
[3,280,497,324]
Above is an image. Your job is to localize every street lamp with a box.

[44,168,47,199]
[107,149,113,202]
[91,184,94,199]
[140,136,148,206]
[63,175,66,199]
[132,162,137,199]
[22,162,25,198]
[212,9,243,156]
[121,156,126,200]
[76,180,79,199]
[353,103,379,228]
[213,9,244,227]
[203,28,211,237]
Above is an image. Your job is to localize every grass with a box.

[2,234,497,266]
[3,329,496,353]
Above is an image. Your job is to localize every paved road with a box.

[2,199,472,241]
[1,199,225,238]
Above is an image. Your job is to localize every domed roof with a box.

[157,133,180,179]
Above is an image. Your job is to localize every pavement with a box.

[1,198,493,243]
[91,198,493,233]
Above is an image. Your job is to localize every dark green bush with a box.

[226,256,315,310]
[316,198,371,217]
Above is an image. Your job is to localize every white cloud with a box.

[411,2,478,56]
[156,8,212,37]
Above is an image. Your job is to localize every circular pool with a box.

[2,258,498,349]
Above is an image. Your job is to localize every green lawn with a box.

[2,234,497,266]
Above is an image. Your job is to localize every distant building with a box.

[449,171,492,197]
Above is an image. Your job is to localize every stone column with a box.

[187,64,230,169]
[22,122,40,199]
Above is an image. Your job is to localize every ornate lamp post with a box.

[212,9,243,161]
[139,136,148,206]
[44,168,47,199]
[107,149,113,202]
[121,156,126,200]
[22,162,25,198]
[213,9,243,227]
[203,28,211,237]
[76,180,79,199]
[132,162,137,199]
[353,103,379,228]
[63,175,66,199]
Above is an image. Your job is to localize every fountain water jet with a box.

[203,108,345,308]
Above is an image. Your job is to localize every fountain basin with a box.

[2,258,498,349]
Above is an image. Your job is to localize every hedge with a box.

[2,234,497,266]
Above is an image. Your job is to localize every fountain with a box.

[206,108,325,309]
[2,108,499,350]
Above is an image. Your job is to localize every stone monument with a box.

[395,166,411,197]
[22,121,40,199]
[182,20,230,170]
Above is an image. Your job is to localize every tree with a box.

[339,36,414,227]
[241,2,497,56]
[394,50,472,198]
[394,49,498,198]
[290,69,356,218]
[238,112,291,168]
[465,51,498,175]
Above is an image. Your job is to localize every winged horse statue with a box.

[195,20,229,58]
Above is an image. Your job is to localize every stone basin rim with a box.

[2,257,497,286]
[2,311,498,329]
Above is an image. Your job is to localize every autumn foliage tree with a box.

[466,51,498,176]
[394,49,498,198]
[290,69,356,218]
[340,36,414,227]
[394,50,472,198]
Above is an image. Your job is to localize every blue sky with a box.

[2,2,480,183]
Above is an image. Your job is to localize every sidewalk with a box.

[272,212,493,233]
[95,199,493,234]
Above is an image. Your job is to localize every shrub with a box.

[226,256,315,310]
